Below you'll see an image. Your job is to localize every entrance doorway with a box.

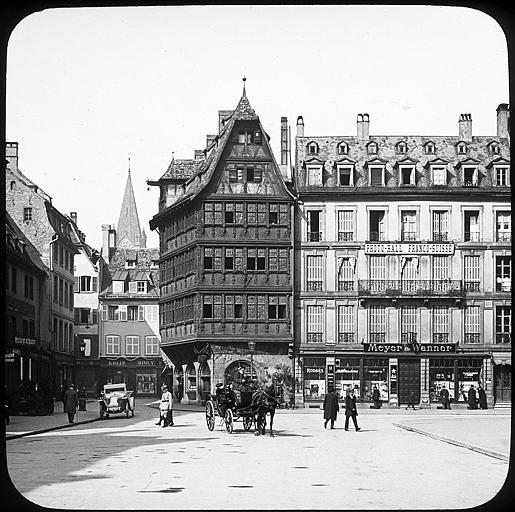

[398,359,420,405]
[494,364,511,403]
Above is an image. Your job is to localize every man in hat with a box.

[63,384,79,424]
[156,384,173,427]
[439,384,451,410]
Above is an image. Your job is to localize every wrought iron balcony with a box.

[496,232,511,243]
[369,333,386,343]
[462,181,479,188]
[464,333,481,344]
[463,281,480,292]
[307,231,322,242]
[338,231,354,242]
[338,281,354,292]
[306,281,323,292]
[464,232,481,242]
[496,333,511,344]
[358,279,464,297]
[338,333,354,343]
[369,231,386,242]
[401,232,418,241]
[401,332,417,343]
[432,232,449,242]
[307,333,323,343]
[433,333,449,343]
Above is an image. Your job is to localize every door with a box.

[495,365,511,403]
[398,358,420,405]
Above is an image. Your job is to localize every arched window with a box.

[199,362,211,395]
[337,141,348,155]
[224,360,253,386]
[424,142,436,155]
[307,141,319,154]
[488,141,500,154]
[10,181,16,190]
[186,363,197,400]
[396,141,407,154]
[367,141,378,154]
[456,142,468,155]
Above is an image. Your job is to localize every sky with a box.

[6,5,509,251]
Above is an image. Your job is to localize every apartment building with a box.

[293,105,511,408]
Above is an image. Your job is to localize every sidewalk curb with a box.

[393,422,509,463]
[5,417,102,441]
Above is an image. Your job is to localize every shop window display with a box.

[303,357,326,400]
[429,359,455,402]
[335,358,360,397]
[457,359,482,402]
[364,358,389,401]
[136,372,156,394]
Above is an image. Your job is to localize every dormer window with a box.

[246,165,262,182]
[307,142,319,154]
[129,280,147,294]
[456,142,468,155]
[431,165,447,186]
[237,131,252,144]
[424,142,435,155]
[369,166,385,187]
[112,281,124,293]
[488,141,500,154]
[399,165,416,186]
[396,141,408,154]
[337,165,354,186]
[151,259,159,269]
[367,141,378,154]
[253,130,262,144]
[126,259,136,269]
[337,142,349,155]
[23,207,33,221]
[463,166,478,187]
[495,166,510,186]
[306,164,323,186]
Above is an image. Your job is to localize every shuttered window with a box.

[432,211,449,241]
[337,257,354,291]
[306,255,323,291]
[369,306,386,342]
[464,306,480,343]
[337,210,354,241]
[432,306,449,343]
[306,305,324,342]
[432,256,450,280]
[464,256,480,291]
[400,306,418,343]
[337,306,354,343]
[401,211,417,241]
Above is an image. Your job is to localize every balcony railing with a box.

[464,333,481,344]
[401,332,417,343]
[369,333,386,343]
[433,333,449,343]
[338,333,354,343]
[432,232,449,242]
[496,232,511,243]
[338,281,354,292]
[306,281,323,292]
[369,231,386,242]
[496,333,511,344]
[401,232,418,241]
[307,231,322,242]
[463,281,480,292]
[464,232,481,242]
[358,280,464,297]
[338,231,354,242]
[463,181,479,188]
[307,333,323,343]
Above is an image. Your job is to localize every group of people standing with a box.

[323,387,361,432]
[439,384,488,410]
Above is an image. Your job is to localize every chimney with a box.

[70,212,78,224]
[218,110,234,132]
[296,116,304,137]
[357,114,370,141]
[496,103,509,139]
[357,114,363,140]
[206,135,216,149]
[281,117,288,165]
[194,150,205,160]
[5,142,18,170]
[101,224,116,263]
[458,113,472,141]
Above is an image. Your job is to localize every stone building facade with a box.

[293,104,511,408]
[149,86,295,403]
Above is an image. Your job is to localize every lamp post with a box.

[248,340,256,381]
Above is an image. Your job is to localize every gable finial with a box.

[128,153,131,175]
[242,76,247,96]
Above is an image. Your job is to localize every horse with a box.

[251,382,284,437]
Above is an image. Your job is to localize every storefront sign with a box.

[137,360,155,366]
[364,343,456,353]
[364,243,454,255]
[5,353,15,362]
[303,367,325,379]
[107,359,127,366]
[14,337,37,345]
[390,364,398,394]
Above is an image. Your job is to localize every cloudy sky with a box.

[6,5,509,250]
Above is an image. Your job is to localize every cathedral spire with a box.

[116,166,146,248]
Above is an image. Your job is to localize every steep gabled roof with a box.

[158,158,204,181]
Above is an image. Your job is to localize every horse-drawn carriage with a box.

[205,382,283,436]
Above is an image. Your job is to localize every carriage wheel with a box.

[224,409,234,434]
[243,416,253,431]
[206,401,215,431]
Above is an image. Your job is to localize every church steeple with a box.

[116,161,146,248]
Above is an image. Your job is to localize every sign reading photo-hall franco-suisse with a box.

[364,243,455,255]
[364,343,457,353]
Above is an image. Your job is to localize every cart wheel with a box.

[206,401,215,431]
[224,408,233,434]
[243,416,253,431]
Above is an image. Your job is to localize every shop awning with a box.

[491,353,511,365]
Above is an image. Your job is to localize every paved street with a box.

[5,404,510,510]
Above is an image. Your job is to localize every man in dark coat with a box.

[371,385,381,409]
[439,385,451,410]
[323,387,339,429]
[344,389,361,432]
[63,384,79,423]
[467,385,478,410]
[478,385,488,410]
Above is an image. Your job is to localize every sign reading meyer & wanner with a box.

[364,343,456,353]
[364,243,454,255]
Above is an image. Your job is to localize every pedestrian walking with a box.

[344,389,361,432]
[63,384,79,424]
[371,385,381,409]
[78,386,87,411]
[323,387,339,429]
[405,390,417,410]
[467,385,478,410]
[156,384,174,427]
[439,385,451,410]
[478,385,488,410]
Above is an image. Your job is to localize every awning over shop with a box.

[491,353,511,365]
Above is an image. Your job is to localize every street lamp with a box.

[248,340,256,381]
